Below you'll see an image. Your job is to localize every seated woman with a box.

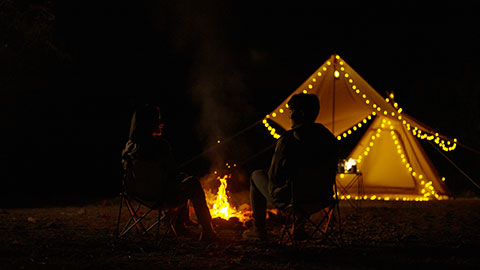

[122,104,217,242]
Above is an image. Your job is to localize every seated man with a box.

[243,94,338,240]
[122,104,217,242]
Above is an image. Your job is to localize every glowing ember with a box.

[205,174,251,223]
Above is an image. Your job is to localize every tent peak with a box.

[263,54,453,201]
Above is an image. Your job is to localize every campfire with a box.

[204,174,252,224]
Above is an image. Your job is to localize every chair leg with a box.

[117,196,141,238]
[118,199,153,238]
[308,209,326,237]
[322,207,333,233]
[279,220,288,245]
[155,208,180,246]
[315,202,342,247]
[279,211,293,245]
[332,202,343,247]
[117,196,181,244]
[299,202,343,248]
[280,209,308,250]
[125,199,148,234]
[116,195,124,238]
[155,210,162,240]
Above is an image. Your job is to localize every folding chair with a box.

[115,190,181,244]
[279,179,343,250]
[115,164,182,244]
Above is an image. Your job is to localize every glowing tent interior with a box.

[263,54,454,201]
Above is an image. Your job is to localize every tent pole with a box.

[332,54,336,135]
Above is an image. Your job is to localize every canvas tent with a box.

[263,54,454,201]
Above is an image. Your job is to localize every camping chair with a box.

[116,190,182,244]
[278,178,343,250]
[115,166,181,245]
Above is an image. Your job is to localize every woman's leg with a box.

[179,176,216,238]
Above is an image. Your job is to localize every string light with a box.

[262,118,281,139]
[383,96,457,152]
[338,118,448,201]
[336,112,376,141]
[263,54,454,200]
[386,123,447,200]
[344,70,456,153]
[263,59,336,140]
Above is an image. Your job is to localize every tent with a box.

[263,54,455,201]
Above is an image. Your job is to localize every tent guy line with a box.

[178,53,476,201]
[428,141,480,191]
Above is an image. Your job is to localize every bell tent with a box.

[262,54,454,201]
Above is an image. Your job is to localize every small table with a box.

[336,172,363,208]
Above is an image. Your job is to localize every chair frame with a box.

[279,178,343,250]
[115,163,181,244]
[115,191,180,243]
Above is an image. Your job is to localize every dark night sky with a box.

[2,1,480,206]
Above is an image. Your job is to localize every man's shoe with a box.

[242,226,267,241]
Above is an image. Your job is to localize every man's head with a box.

[287,94,320,128]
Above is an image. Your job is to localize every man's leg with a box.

[250,169,270,228]
[243,169,272,240]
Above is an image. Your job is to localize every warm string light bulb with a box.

[387,121,447,201]
[263,60,334,140]
[262,118,281,139]
[384,96,457,152]
[336,113,376,141]
[264,53,456,183]
[338,118,447,201]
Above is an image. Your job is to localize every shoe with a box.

[242,226,267,241]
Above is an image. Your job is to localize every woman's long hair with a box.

[128,104,163,144]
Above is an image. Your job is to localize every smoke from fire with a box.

[154,1,256,172]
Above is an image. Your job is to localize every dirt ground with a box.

[1,198,480,269]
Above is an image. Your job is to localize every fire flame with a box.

[206,174,252,223]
